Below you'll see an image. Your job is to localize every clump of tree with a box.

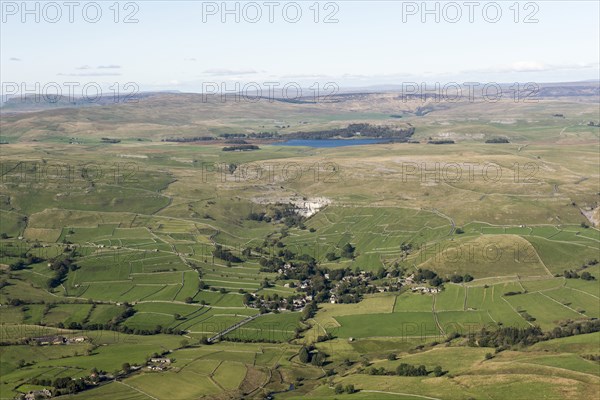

[341,243,355,259]
[299,346,311,363]
[220,133,247,139]
[247,212,271,223]
[485,137,510,143]
[9,253,45,271]
[162,136,214,142]
[249,131,280,139]
[367,363,444,377]
[298,345,327,366]
[468,319,600,348]
[29,376,89,395]
[212,245,242,263]
[288,123,415,141]
[563,270,596,280]
[414,268,443,287]
[396,363,429,376]
[301,301,318,321]
[335,383,356,394]
[47,257,77,289]
[222,144,260,152]
[448,274,474,283]
[250,203,307,228]
[427,140,455,144]
[325,252,339,261]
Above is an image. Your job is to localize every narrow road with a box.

[361,390,442,400]
[432,295,445,336]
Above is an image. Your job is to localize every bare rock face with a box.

[252,196,331,217]
[580,207,599,227]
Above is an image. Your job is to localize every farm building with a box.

[150,357,171,364]
[31,335,66,345]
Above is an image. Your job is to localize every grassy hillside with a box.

[0,93,598,399]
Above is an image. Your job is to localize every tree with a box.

[345,384,355,394]
[485,352,494,360]
[184,297,193,304]
[302,301,317,321]
[341,243,355,258]
[433,365,444,376]
[429,276,443,287]
[581,271,596,281]
[387,353,397,361]
[180,339,189,348]
[199,336,210,345]
[173,313,182,320]
[122,363,131,374]
[311,352,325,366]
[242,293,253,305]
[334,384,344,394]
[325,252,338,262]
[299,346,311,363]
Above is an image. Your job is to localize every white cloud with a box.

[464,61,599,74]
[203,68,258,76]
[57,72,122,77]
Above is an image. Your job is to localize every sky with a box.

[1,0,599,95]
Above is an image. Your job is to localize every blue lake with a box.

[276,139,389,148]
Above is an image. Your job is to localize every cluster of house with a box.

[329,271,372,304]
[29,335,87,346]
[399,274,441,293]
[411,286,441,294]
[260,268,441,308]
[277,263,295,276]
[21,389,52,400]
[147,357,171,371]
[248,292,312,311]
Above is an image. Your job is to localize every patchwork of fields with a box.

[1,95,599,399]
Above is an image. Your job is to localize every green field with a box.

[1,92,599,399]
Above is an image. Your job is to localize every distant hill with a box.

[0,82,598,143]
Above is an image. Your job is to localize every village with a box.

[247,265,443,313]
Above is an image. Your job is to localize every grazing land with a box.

[0,89,599,399]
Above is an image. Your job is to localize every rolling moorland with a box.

[0,85,599,399]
